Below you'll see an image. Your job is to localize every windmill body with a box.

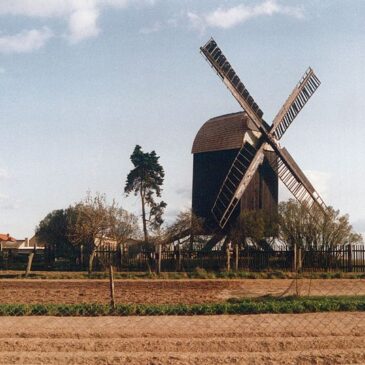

[191,38,328,239]
[192,112,278,233]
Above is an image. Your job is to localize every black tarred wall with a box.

[192,149,278,233]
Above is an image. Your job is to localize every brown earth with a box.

[1,313,365,364]
[0,279,364,304]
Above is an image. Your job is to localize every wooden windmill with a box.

[193,38,327,234]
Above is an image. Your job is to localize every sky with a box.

[0,0,364,238]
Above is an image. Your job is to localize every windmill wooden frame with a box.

[200,38,328,229]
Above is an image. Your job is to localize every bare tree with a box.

[166,210,203,239]
[278,199,362,250]
[108,205,140,249]
[165,210,204,249]
[68,192,110,274]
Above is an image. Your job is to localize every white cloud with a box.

[68,5,100,43]
[189,0,304,31]
[0,27,53,54]
[0,0,155,45]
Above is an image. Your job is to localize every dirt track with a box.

[0,279,364,304]
[1,313,365,364]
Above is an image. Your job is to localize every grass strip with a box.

[1,296,365,316]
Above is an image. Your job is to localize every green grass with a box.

[1,296,365,316]
[1,269,365,280]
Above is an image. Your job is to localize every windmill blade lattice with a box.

[270,68,321,140]
[211,142,264,228]
[200,39,265,131]
[268,147,327,212]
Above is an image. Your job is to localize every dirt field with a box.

[0,278,364,304]
[1,313,365,364]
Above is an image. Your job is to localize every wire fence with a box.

[1,245,365,364]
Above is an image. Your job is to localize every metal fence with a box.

[2,245,365,273]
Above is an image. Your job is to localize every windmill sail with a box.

[200,39,265,132]
[270,68,321,140]
[212,142,265,228]
[269,147,327,212]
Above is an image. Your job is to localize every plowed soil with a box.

[1,313,365,364]
[0,278,364,304]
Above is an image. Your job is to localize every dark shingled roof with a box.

[192,112,259,154]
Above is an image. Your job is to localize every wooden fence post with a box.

[119,244,123,269]
[234,243,239,271]
[109,264,115,309]
[177,243,182,272]
[25,244,36,278]
[348,244,353,272]
[226,246,231,272]
[156,244,162,274]
[297,246,302,272]
[80,245,84,267]
[293,243,297,272]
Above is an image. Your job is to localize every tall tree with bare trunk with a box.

[124,145,166,242]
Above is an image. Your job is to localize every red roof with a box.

[0,233,16,242]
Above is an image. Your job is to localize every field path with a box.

[1,313,365,364]
[0,278,364,304]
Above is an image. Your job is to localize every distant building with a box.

[0,233,44,254]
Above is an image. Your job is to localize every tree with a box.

[35,208,77,263]
[278,199,362,250]
[124,145,167,242]
[68,192,110,274]
[108,206,140,249]
[229,210,278,250]
[165,209,204,248]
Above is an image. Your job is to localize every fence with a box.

[1,245,365,272]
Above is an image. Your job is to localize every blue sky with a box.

[0,0,364,238]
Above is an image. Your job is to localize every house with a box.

[0,233,44,254]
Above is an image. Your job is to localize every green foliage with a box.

[229,209,278,250]
[35,208,77,260]
[1,296,365,316]
[278,199,363,250]
[124,145,166,241]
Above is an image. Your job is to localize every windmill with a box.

[194,37,327,235]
